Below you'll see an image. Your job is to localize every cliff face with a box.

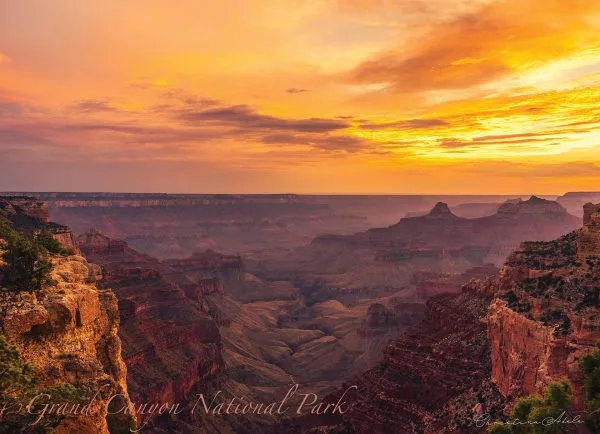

[486,301,591,410]
[0,201,135,433]
[578,203,600,260]
[484,202,600,410]
[77,230,224,411]
[322,289,505,433]
[305,203,599,434]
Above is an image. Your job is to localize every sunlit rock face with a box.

[578,202,600,260]
[483,203,600,411]
[0,198,135,434]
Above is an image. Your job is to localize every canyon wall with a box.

[485,202,600,411]
[78,230,224,414]
[0,199,135,433]
[303,203,599,433]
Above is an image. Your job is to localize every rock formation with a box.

[578,202,600,260]
[292,288,506,433]
[483,202,600,411]
[302,203,599,433]
[77,230,224,419]
[0,198,135,433]
[270,196,580,296]
[0,196,80,254]
[557,191,600,217]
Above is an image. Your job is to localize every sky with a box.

[0,0,599,194]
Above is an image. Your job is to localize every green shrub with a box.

[582,342,600,431]
[0,334,91,432]
[0,214,19,244]
[34,231,73,256]
[1,237,53,292]
[487,380,574,434]
[0,335,37,400]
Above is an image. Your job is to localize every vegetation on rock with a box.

[487,380,574,434]
[33,231,73,256]
[582,342,600,431]
[0,214,67,292]
[1,237,53,292]
[0,334,90,433]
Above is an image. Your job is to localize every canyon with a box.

[15,192,544,262]
[77,230,420,432]
[297,202,600,433]
[263,197,581,303]
[1,193,598,433]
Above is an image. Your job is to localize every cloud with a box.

[286,88,309,94]
[360,118,448,130]
[0,92,366,160]
[0,52,11,64]
[160,88,221,107]
[460,160,600,179]
[0,100,23,118]
[71,99,118,113]
[438,134,569,149]
[472,132,561,142]
[347,0,600,93]
[177,104,350,133]
[262,133,368,152]
[438,138,468,148]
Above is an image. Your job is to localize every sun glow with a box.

[0,0,599,193]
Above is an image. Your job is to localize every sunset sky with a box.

[1,0,599,194]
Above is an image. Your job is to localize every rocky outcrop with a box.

[163,249,242,276]
[77,230,224,421]
[483,203,600,411]
[304,203,599,434]
[557,191,600,217]
[0,255,136,433]
[0,196,80,254]
[413,264,499,299]
[358,302,426,337]
[0,197,135,433]
[274,196,579,295]
[486,300,592,410]
[578,202,600,260]
[37,192,364,262]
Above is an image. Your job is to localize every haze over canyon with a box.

[1,192,599,433]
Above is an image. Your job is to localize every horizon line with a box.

[3,190,599,197]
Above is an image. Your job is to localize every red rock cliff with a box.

[78,230,224,418]
[485,204,600,411]
[0,202,135,433]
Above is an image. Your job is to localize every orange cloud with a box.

[0,0,599,193]
[348,0,600,93]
